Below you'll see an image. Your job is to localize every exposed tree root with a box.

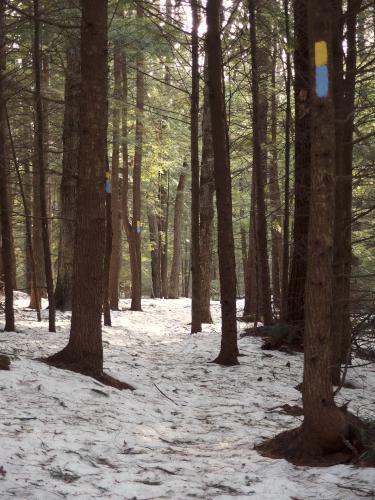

[39,350,134,391]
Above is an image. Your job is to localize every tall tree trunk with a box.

[33,0,55,332]
[55,40,80,311]
[206,0,238,365]
[46,0,109,378]
[29,128,45,309]
[130,3,144,311]
[269,46,283,314]
[6,110,41,322]
[109,41,122,310]
[286,0,311,323]
[190,0,202,333]
[103,160,112,326]
[243,176,258,319]
[159,171,169,298]
[199,68,215,323]
[169,169,186,298]
[259,0,350,459]
[299,0,347,450]
[0,0,15,331]
[331,0,361,384]
[280,0,292,320]
[121,50,137,307]
[248,0,272,325]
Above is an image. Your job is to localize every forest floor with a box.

[0,294,374,500]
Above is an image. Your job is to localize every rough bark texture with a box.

[190,0,202,333]
[300,0,347,450]
[46,0,109,378]
[169,170,186,299]
[55,40,80,311]
[331,0,360,384]
[269,47,283,313]
[109,41,122,310]
[206,0,238,365]
[281,0,292,320]
[0,0,15,331]
[258,0,349,462]
[286,0,311,323]
[248,0,272,325]
[33,0,56,332]
[199,71,214,323]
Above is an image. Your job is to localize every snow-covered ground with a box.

[0,295,374,499]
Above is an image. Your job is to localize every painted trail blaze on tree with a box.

[315,41,328,97]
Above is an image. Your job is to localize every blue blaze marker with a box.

[316,65,329,98]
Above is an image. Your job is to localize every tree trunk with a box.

[159,171,169,298]
[280,0,292,320]
[301,0,347,451]
[169,169,186,298]
[130,3,144,311]
[46,0,108,376]
[29,129,45,309]
[103,160,112,327]
[109,41,122,310]
[199,67,215,323]
[331,0,361,384]
[33,0,55,332]
[0,0,15,331]
[243,176,259,319]
[6,109,41,322]
[148,212,161,298]
[206,0,238,365]
[286,0,311,323]
[269,46,283,314]
[190,0,202,333]
[248,0,272,325]
[55,40,80,311]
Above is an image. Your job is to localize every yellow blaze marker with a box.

[315,41,328,67]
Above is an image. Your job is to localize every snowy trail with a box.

[0,296,374,499]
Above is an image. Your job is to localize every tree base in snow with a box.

[257,411,375,467]
[211,352,239,366]
[40,349,134,391]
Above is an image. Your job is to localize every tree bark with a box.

[199,67,215,323]
[190,0,202,333]
[0,0,15,331]
[269,46,283,314]
[130,3,144,311]
[46,0,109,376]
[159,171,169,298]
[286,0,311,323]
[169,169,186,298]
[281,0,292,320]
[331,0,361,384]
[109,40,122,310]
[301,0,347,451]
[206,0,238,365]
[248,0,272,325]
[55,39,80,311]
[33,0,55,332]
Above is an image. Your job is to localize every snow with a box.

[0,295,374,499]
